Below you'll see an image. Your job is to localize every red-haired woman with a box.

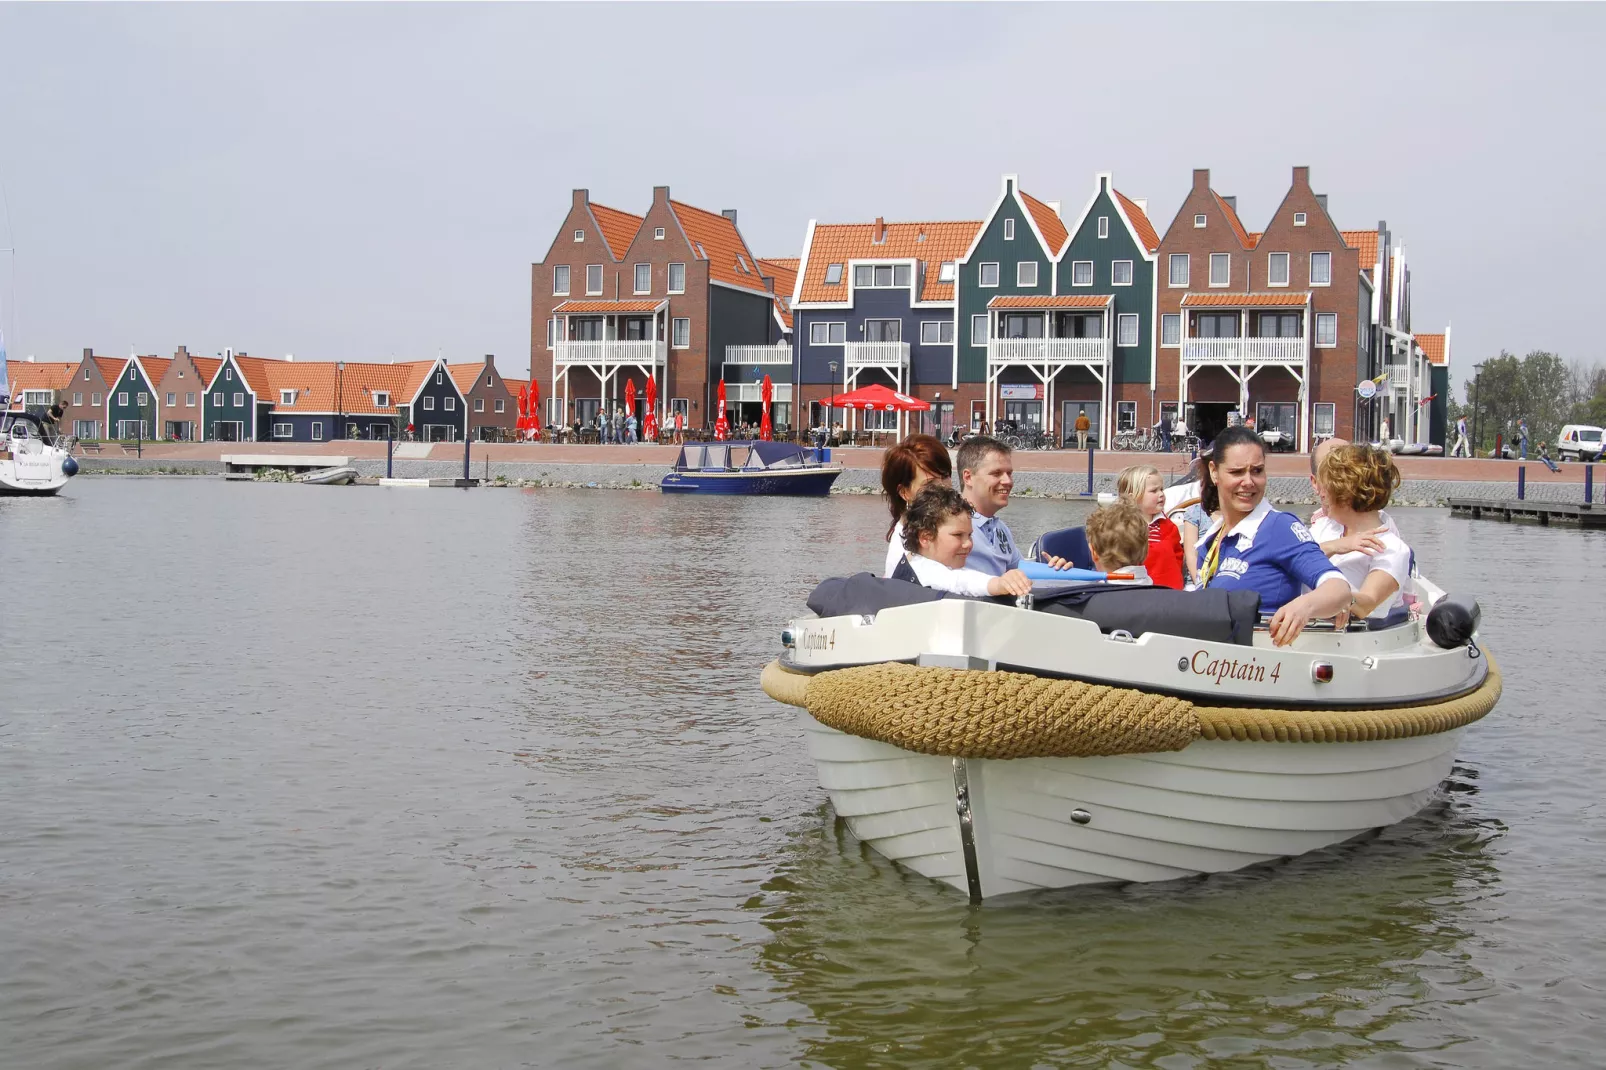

[880,434,954,577]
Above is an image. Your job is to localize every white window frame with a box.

[186,392,195,406]
[1117,401,1137,431]
[1315,312,1338,348]
[164,392,175,406]
[212,392,223,406]
[73,392,83,405]
[1111,260,1134,286]
[552,265,570,295]
[444,397,456,412]
[1016,261,1038,287]
[23,389,52,406]
[225,367,233,381]
[585,264,603,295]
[979,262,1000,287]
[1161,313,1181,347]
[823,263,843,285]
[474,397,485,412]
[232,392,244,407]
[667,263,686,293]
[136,392,148,406]
[273,422,293,439]
[1310,251,1332,287]
[311,421,323,441]
[494,399,505,413]
[920,320,954,345]
[809,322,847,346]
[573,229,584,243]
[1194,214,1207,228]
[1003,218,1015,241]
[672,318,691,348]
[654,227,665,240]
[1314,402,1337,437]
[93,393,102,405]
[938,262,956,282]
[1209,253,1231,287]
[118,391,129,406]
[634,263,651,294]
[971,314,988,346]
[1070,261,1093,287]
[1168,253,1190,287]
[1267,252,1290,287]
[1098,216,1109,239]
[375,391,390,408]
[1294,212,1307,227]
[1117,314,1139,347]
[423,396,435,411]
[280,389,296,405]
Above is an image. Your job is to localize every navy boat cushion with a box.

[1037,586,1262,646]
[807,572,949,618]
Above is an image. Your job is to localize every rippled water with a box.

[2,478,1603,1068]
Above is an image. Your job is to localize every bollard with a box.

[386,433,393,479]
[1517,465,1526,500]
[463,430,471,482]
[1586,464,1594,505]
[1082,446,1095,497]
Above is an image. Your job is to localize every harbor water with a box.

[2,478,1603,1068]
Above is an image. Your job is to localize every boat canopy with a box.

[675,440,813,471]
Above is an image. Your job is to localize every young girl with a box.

[896,484,1031,598]
[1116,464,1185,589]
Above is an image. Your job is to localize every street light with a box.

[1471,361,1485,457]
[335,361,345,440]
[827,360,838,445]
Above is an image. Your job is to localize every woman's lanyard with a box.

[1200,528,1227,585]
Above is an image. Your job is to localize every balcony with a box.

[724,344,793,367]
[552,340,666,367]
[1182,337,1305,365]
[843,341,909,367]
[1387,363,1412,387]
[988,338,1108,366]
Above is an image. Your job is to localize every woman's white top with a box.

[1307,515,1411,617]
[903,553,995,598]
[884,521,906,578]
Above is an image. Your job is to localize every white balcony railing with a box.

[724,344,793,367]
[988,337,1109,366]
[1181,337,1305,364]
[843,341,910,367]
[552,340,666,367]
[1387,363,1412,387]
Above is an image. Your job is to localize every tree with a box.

[1462,350,1577,452]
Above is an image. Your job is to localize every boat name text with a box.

[799,628,836,653]
[1191,649,1281,685]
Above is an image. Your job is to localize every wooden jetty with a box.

[1448,497,1606,527]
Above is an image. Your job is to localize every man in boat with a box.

[956,436,1070,576]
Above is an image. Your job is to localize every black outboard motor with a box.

[1426,593,1481,649]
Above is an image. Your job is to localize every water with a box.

[2,479,1603,1068]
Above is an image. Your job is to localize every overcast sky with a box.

[0,3,1599,389]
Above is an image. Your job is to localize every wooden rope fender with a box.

[760,651,1501,757]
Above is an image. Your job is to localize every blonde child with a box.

[1116,464,1184,588]
[1084,502,1152,584]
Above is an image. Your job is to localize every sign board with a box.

[1356,380,1378,399]
[999,384,1044,400]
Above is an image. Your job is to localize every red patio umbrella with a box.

[516,384,528,427]
[529,379,542,439]
[714,380,729,441]
[818,383,930,411]
[759,375,773,441]
[625,378,636,440]
[644,374,658,441]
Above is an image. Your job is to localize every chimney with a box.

[1222,196,1237,211]
[1046,201,1060,216]
[1133,198,1148,215]
[177,345,188,358]
[83,347,92,360]
[1315,194,1328,212]
[652,185,670,207]
[572,188,589,208]
[721,209,738,226]
[27,354,34,362]
[873,216,886,243]
[285,353,294,362]
[1192,168,1210,191]
[1293,165,1311,187]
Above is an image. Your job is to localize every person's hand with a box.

[989,569,1033,598]
[1039,553,1071,570]
[1323,526,1387,557]
[1267,595,1323,646]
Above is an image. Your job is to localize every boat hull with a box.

[800,710,1462,898]
[660,467,841,496]
[0,461,69,495]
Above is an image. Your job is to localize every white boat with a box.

[0,412,79,496]
[296,465,359,485]
[763,572,1498,900]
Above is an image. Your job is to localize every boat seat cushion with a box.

[807,572,950,618]
[1029,526,1096,570]
[1037,585,1262,645]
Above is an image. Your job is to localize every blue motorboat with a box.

[660,440,843,496]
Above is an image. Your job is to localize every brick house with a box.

[63,350,129,440]
[530,186,785,433]
[791,216,979,439]
[152,345,220,441]
[1156,166,1365,449]
[4,360,77,426]
[448,355,517,440]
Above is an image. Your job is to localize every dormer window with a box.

[654,227,665,240]
[1194,214,1207,228]
[281,389,296,405]
[938,262,956,282]
[1004,218,1015,241]
[1294,212,1307,226]
[823,263,843,285]
[853,264,912,288]
[573,229,584,242]
[1098,216,1109,239]
[375,391,390,408]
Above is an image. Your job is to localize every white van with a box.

[1558,424,1604,461]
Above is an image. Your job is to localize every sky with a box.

[0,2,1600,391]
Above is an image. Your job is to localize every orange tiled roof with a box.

[447,362,485,395]
[91,356,125,387]
[552,299,664,313]
[1112,191,1160,253]
[1416,333,1447,366]
[1181,292,1309,307]
[1246,231,1263,248]
[987,294,1114,309]
[139,356,173,389]
[191,356,222,387]
[758,257,799,298]
[1019,190,1068,253]
[797,220,982,304]
[501,377,530,402]
[231,355,279,397]
[1343,229,1379,271]
[1212,192,1255,249]
[590,202,644,261]
[256,360,441,416]
[4,361,76,409]
[669,200,770,295]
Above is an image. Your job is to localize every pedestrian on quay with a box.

[626,412,638,444]
[1160,412,1174,453]
[1075,407,1091,451]
[1452,414,1471,458]
[1518,417,1530,459]
[1538,441,1561,473]
[673,409,685,445]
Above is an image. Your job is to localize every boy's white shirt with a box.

[905,553,995,598]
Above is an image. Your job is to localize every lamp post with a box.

[1471,361,1485,457]
[827,360,838,446]
[335,361,345,440]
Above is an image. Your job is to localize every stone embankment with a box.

[68,442,1601,506]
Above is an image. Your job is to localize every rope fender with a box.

[761,652,1502,757]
